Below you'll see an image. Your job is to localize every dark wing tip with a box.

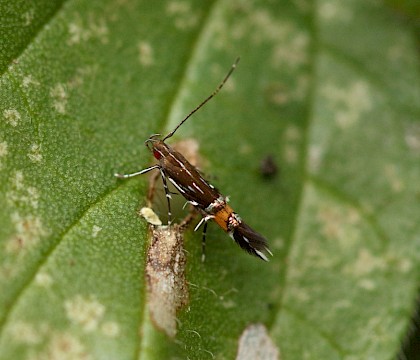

[232,222,272,261]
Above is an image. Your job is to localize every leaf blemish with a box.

[5,213,45,253]
[0,141,8,157]
[35,272,53,287]
[383,164,404,193]
[101,321,120,338]
[283,144,298,164]
[138,41,154,67]
[236,323,280,360]
[22,75,40,88]
[38,332,90,360]
[68,15,109,45]
[7,171,40,209]
[146,225,189,338]
[344,248,385,277]
[4,171,46,255]
[0,141,8,169]
[91,225,102,238]
[139,207,162,226]
[271,31,309,71]
[166,1,198,30]
[387,40,413,64]
[309,144,323,172]
[318,1,352,22]
[358,278,376,291]
[317,204,360,244]
[266,82,290,106]
[64,295,106,332]
[282,125,302,164]
[9,321,44,345]
[3,109,21,127]
[22,9,35,26]
[28,143,43,163]
[50,83,68,114]
[321,80,373,129]
[404,123,420,153]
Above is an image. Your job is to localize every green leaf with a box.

[1,0,419,359]
[383,0,420,19]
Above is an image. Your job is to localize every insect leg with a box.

[159,168,172,225]
[194,215,213,231]
[201,221,208,263]
[114,165,160,178]
[194,215,213,262]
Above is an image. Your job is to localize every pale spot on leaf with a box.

[283,144,298,164]
[266,75,309,106]
[0,141,8,169]
[266,83,290,105]
[139,207,162,226]
[5,213,46,253]
[321,80,373,129]
[23,75,40,88]
[233,9,310,72]
[283,125,301,164]
[68,66,98,89]
[291,74,309,101]
[13,170,24,190]
[33,332,91,360]
[7,171,40,209]
[237,324,280,360]
[404,123,420,154]
[387,39,415,65]
[293,0,311,13]
[308,144,323,172]
[3,109,21,127]
[138,41,154,66]
[383,164,404,192]
[289,286,310,303]
[9,321,43,344]
[101,321,120,337]
[64,295,105,332]
[271,31,309,70]
[166,0,198,30]
[318,0,353,22]
[317,204,361,245]
[285,125,301,141]
[0,141,8,157]
[91,225,102,238]
[35,272,53,287]
[22,9,35,26]
[344,248,386,277]
[28,143,43,163]
[239,142,252,155]
[68,15,109,45]
[398,258,412,273]
[222,299,237,309]
[358,278,376,291]
[333,299,352,310]
[50,83,68,114]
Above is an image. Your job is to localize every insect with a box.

[115,58,272,261]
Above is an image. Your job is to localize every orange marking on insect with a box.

[213,205,234,231]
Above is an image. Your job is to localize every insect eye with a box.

[153,150,161,159]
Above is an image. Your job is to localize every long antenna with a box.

[163,57,240,141]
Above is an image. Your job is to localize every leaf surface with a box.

[0,0,419,359]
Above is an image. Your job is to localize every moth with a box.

[116,58,272,261]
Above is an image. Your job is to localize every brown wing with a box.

[155,141,220,209]
[231,221,272,261]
